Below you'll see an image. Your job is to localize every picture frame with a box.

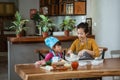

[30,9,37,19]
[86,18,92,35]
[86,18,92,27]
[74,1,86,15]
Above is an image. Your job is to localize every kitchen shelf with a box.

[40,0,86,16]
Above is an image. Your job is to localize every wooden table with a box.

[15,58,120,80]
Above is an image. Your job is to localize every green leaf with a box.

[9,11,29,34]
[60,16,76,31]
[42,26,49,32]
[37,14,56,32]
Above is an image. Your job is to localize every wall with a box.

[18,0,39,35]
[50,16,86,31]
[19,0,39,19]
[90,0,120,58]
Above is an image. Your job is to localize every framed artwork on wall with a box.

[86,18,92,35]
[86,18,92,27]
[74,1,86,15]
[30,9,37,19]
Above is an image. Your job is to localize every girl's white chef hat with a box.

[45,36,59,49]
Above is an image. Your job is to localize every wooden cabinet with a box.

[0,2,15,16]
[5,3,15,16]
[40,0,86,16]
[0,34,15,52]
[0,2,16,52]
[0,16,15,52]
[0,3,4,16]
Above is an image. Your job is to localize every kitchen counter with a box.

[8,35,95,44]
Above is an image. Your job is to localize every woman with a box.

[67,22,100,59]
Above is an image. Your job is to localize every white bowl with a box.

[65,54,79,62]
[91,59,104,65]
[79,61,87,66]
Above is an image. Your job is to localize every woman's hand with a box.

[66,50,73,55]
[78,49,87,57]
[78,49,94,57]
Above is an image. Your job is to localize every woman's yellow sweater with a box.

[69,38,100,58]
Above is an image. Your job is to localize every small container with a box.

[71,61,79,70]
[86,61,92,70]
[64,63,71,69]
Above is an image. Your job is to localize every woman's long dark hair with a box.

[77,22,89,34]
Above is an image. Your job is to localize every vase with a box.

[42,32,49,38]
[64,30,70,36]
[16,30,26,38]
[16,33,22,38]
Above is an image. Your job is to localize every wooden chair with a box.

[34,49,49,60]
[34,48,66,60]
[63,47,108,59]
[98,47,108,59]
[34,47,108,60]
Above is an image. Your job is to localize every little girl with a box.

[35,36,63,66]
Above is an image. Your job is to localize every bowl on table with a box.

[65,53,79,62]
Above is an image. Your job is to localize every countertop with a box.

[8,35,95,44]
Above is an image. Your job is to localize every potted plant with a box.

[60,16,76,36]
[9,11,29,38]
[37,15,56,37]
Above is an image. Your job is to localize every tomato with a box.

[71,61,79,70]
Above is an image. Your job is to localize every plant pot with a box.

[42,32,49,38]
[16,33,22,38]
[64,30,70,36]
[16,30,26,38]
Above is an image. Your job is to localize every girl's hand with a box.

[35,60,46,67]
